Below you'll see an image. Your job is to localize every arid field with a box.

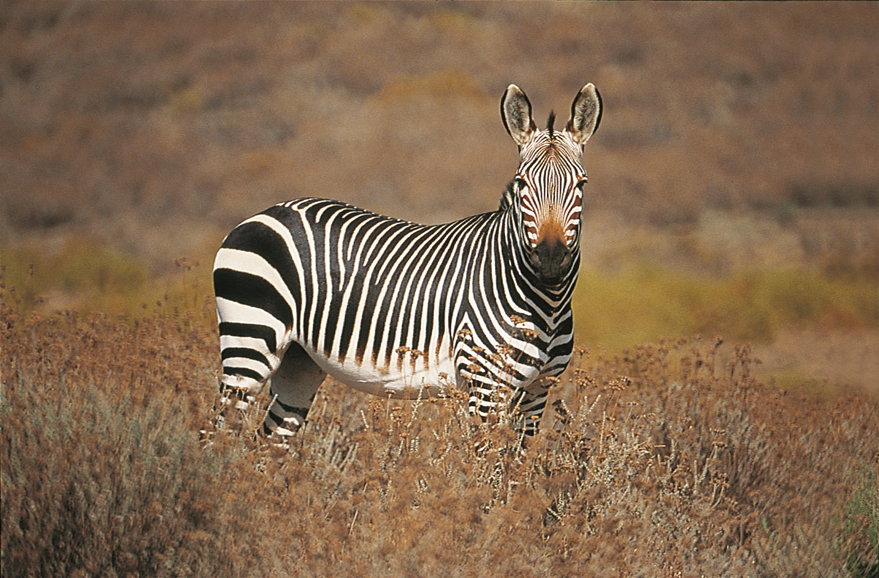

[2,3,878,576]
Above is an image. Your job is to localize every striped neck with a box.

[498,189,579,305]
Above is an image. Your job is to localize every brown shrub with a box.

[2,297,877,577]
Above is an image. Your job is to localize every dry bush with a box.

[0,299,258,576]
[3,3,878,268]
[3,285,877,577]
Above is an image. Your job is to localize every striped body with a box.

[214,84,601,437]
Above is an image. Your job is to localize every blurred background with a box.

[1,2,877,392]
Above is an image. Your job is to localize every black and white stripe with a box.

[214,84,601,437]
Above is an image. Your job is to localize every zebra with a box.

[213,83,601,438]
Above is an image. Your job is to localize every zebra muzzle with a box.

[528,238,573,285]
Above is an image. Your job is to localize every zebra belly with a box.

[301,343,458,399]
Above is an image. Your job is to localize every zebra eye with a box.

[575,178,587,190]
[514,177,528,190]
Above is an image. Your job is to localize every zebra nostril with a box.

[529,239,572,284]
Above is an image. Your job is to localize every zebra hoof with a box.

[274,426,297,437]
[219,387,257,410]
[261,422,296,447]
[262,415,303,438]
[274,419,304,437]
[220,396,252,411]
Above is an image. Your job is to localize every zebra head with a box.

[501,84,602,285]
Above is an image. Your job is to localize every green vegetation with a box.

[574,262,878,351]
[1,239,150,313]
[841,469,879,578]
[1,241,212,325]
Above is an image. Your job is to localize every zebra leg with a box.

[467,376,509,424]
[217,316,284,411]
[509,380,550,437]
[218,337,276,411]
[263,343,326,437]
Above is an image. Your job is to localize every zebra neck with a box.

[495,206,578,322]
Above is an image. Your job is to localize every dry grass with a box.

[2,4,878,575]
[2,280,877,577]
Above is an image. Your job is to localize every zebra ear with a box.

[501,84,537,146]
[566,83,602,146]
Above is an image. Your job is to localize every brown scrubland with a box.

[2,3,877,576]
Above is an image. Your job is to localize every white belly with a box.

[303,343,458,399]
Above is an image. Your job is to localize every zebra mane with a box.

[500,181,515,211]
[546,110,556,139]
